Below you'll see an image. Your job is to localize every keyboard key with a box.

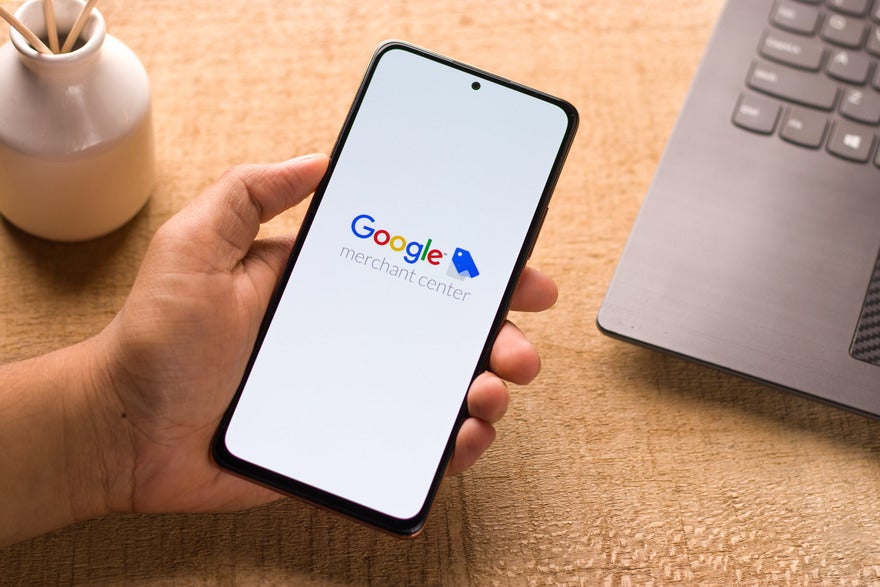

[772,0,821,34]
[840,87,880,123]
[733,93,781,134]
[761,29,824,70]
[828,120,876,161]
[747,60,839,110]
[780,106,829,147]
[822,13,867,47]
[872,63,880,88]
[828,0,871,16]
[867,26,880,55]
[826,48,873,83]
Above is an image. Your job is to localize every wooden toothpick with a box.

[0,3,53,54]
[60,0,99,53]
[43,0,59,53]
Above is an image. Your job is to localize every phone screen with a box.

[214,43,577,535]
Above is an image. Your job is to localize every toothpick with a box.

[43,0,59,53]
[60,0,98,54]
[0,3,53,54]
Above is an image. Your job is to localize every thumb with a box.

[177,154,329,269]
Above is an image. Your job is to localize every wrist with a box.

[68,328,136,518]
[0,331,133,546]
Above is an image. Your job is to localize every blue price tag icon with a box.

[450,248,479,279]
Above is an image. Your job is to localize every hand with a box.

[94,154,558,514]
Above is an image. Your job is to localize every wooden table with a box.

[3,0,880,583]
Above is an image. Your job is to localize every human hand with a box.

[93,154,558,515]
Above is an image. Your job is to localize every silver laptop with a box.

[598,0,880,415]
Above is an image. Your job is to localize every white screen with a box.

[224,47,571,521]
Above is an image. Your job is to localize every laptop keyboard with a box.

[733,0,880,165]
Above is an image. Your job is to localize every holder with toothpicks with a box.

[0,0,154,241]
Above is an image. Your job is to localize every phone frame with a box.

[211,40,578,537]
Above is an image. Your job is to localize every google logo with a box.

[350,214,443,265]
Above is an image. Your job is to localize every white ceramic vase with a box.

[0,0,154,241]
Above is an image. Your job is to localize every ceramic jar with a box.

[0,0,154,241]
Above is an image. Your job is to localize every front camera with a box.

[471,81,481,90]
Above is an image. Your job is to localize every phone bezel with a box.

[211,40,578,537]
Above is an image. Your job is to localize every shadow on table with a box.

[0,479,474,585]
[602,340,880,453]
[1,199,154,291]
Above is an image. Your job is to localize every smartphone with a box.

[212,41,578,536]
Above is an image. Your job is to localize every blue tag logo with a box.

[448,248,479,280]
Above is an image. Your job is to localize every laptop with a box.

[597,0,880,416]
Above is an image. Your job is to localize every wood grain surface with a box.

[3,0,880,584]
